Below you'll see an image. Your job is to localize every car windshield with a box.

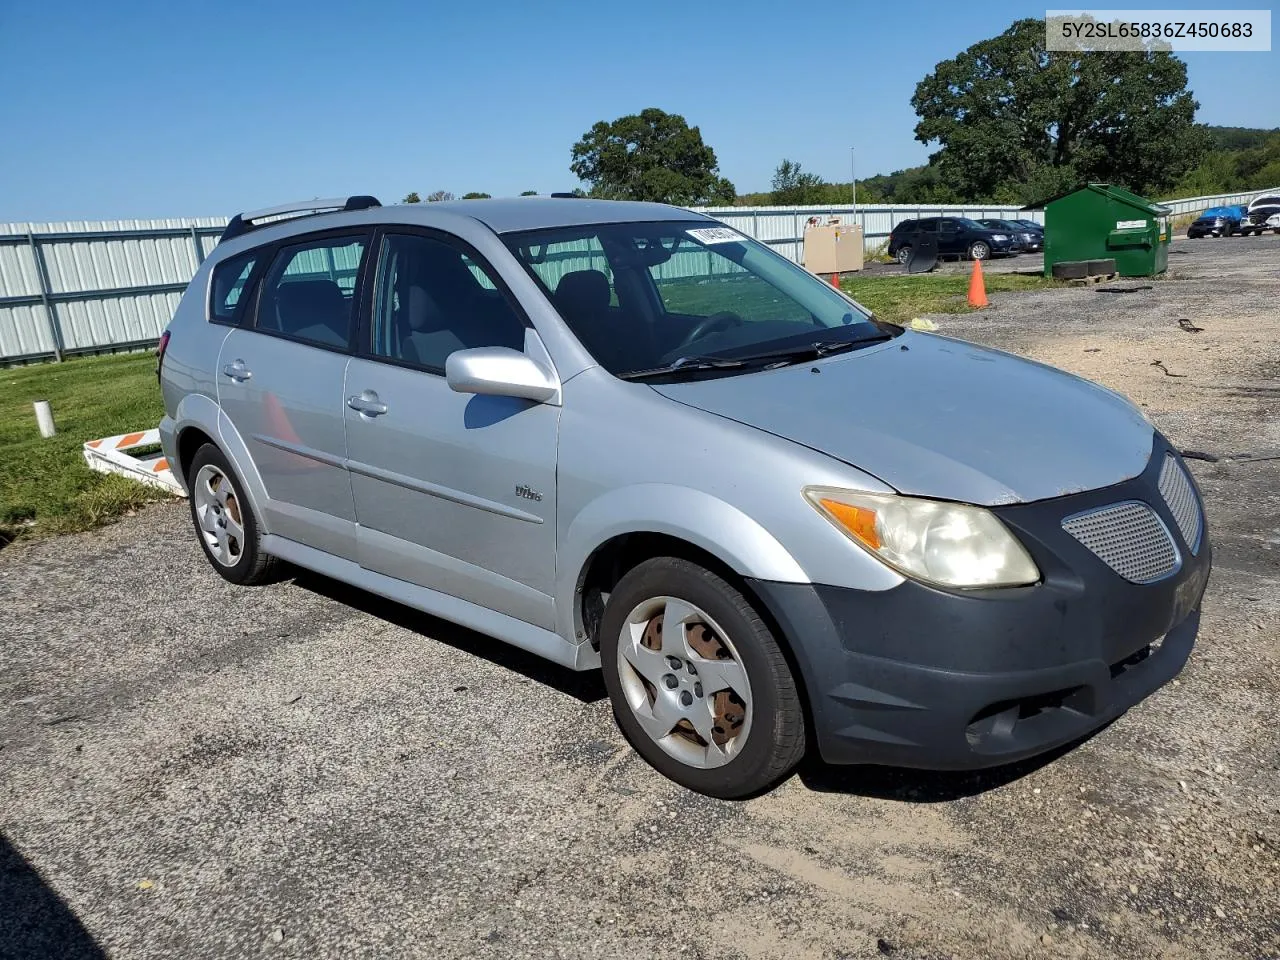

[956,218,986,230]
[503,221,894,379]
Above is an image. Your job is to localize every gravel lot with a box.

[2,236,1278,960]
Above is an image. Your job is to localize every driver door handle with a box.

[347,392,388,417]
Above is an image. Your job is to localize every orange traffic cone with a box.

[830,272,840,288]
[967,257,989,308]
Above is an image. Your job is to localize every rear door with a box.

[343,228,561,629]
[216,230,371,560]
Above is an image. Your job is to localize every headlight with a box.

[804,487,1040,588]
[992,234,1007,240]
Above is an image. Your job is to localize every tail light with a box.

[156,329,171,382]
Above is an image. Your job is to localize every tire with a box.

[895,245,912,265]
[968,241,990,260]
[1086,258,1116,276]
[186,443,282,585]
[599,557,806,798]
[1051,260,1088,280]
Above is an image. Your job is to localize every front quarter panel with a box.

[555,368,906,642]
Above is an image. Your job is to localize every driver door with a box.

[937,218,963,255]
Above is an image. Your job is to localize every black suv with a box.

[888,217,1017,264]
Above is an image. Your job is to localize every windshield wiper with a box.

[731,336,892,365]
[618,355,749,381]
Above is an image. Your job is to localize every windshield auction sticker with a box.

[687,227,744,245]
[1046,9,1271,50]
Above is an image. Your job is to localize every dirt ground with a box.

[2,236,1277,960]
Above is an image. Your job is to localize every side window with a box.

[514,234,619,307]
[896,219,918,234]
[209,251,258,324]
[371,233,525,371]
[917,218,939,233]
[939,219,960,234]
[255,235,367,349]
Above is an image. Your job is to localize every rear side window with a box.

[209,251,258,324]
[255,235,367,349]
[895,220,918,234]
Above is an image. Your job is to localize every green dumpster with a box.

[1028,183,1172,278]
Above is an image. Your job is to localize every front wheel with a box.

[968,241,990,260]
[599,558,806,798]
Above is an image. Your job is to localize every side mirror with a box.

[445,347,559,404]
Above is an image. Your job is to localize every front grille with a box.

[1158,455,1203,553]
[1062,502,1179,583]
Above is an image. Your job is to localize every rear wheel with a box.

[968,241,990,260]
[599,558,806,798]
[186,443,282,585]
[895,245,912,265]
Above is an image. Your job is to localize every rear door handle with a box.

[347,392,388,416]
[221,360,251,382]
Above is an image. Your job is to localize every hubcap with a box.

[972,243,989,260]
[192,464,244,567]
[616,596,752,770]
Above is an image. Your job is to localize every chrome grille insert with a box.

[1062,501,1179,583]
[1158,455,1202,553]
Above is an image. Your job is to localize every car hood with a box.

[651,333,1154,506]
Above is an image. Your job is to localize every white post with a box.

[850,146,857,218]
[34,400,55,438]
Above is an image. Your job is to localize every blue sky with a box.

[0,0,1275,221]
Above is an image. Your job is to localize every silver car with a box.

[158,196,1211,797]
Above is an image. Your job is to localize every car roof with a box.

[210,196,717,260]
[423,197,710,233]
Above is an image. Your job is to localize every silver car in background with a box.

[158,196,1210,797]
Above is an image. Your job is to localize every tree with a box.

[770,159,827,205]
[911,18,1208,201]
[426,190,454,202]
[402,192,421,204]
[520,190,538,196]
[461,192,492,199]
[570,108,735,205]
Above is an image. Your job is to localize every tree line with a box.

[402,17,1273,208]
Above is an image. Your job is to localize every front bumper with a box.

[749,437,1211,770]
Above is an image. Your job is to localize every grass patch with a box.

[0,352,170,544]
[841,271,1057,324]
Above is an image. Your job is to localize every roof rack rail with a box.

[218,195,381,243]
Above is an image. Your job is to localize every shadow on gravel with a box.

[0,835,105,960]
[796,724,1109,801]
[292,571,608,704]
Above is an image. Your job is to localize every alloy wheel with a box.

[192,464,244,567]
[615,596,753,770]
